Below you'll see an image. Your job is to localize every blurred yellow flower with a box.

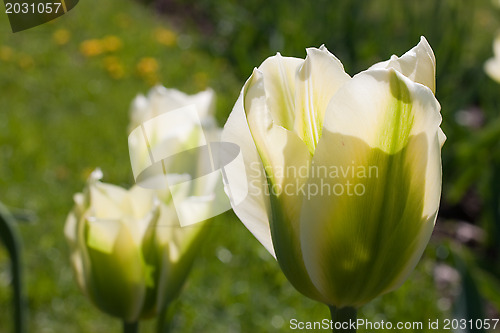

[154,28,177,47]
[80,39,103,57]
[136,57,160,85]
[0,46,13,62]
[103,56,125,79]
[80,36,123,58]
[137,57,159,74]
[102,35,123,52]
[53,29,71,45]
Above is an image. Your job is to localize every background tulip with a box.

[128,85,239,230]
[65,169,209,331]
[128,86,219,190]
[222,37,444,328]
[485,34,500,83]
[128,85,216,134]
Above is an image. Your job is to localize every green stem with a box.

[123,321,139,333]
[157,303,174,333]
[328,306,357,333]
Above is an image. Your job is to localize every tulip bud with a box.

[222,37,445,308]
[64,169,208,322]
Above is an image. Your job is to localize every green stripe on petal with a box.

[244,69,327,303]
[379,70,414,153]
[84,218,148,322]
[300,68,443,307]
[323,69,441,155]
[258,53,303,130]
[294,46,350,153]
[301,133,438,307]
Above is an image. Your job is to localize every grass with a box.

[0,0,499,332]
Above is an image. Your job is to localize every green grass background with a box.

[0,0,500,332]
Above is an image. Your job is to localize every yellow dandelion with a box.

[154,28,177,47]
[136,57,160,85]
[101,35,123,52]
[0,46,14,62]
[80,39,103,57]
[53,29,71,45]
[103,56,125,79]
[136,57,159,75]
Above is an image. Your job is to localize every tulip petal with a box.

[369,36,436,93]
[243,69,327,302]
[300,69,442,307]
[89,181,129,219]
[257,53,303,130]
[128,185,156,218]
[86,218,122,254]
[484,57,500,83]
[152,221,210,313]
[294,46,350,153]
[221,81,275,257]
[323,69,441,155]
[85,217,150,322]
[64,209,89,293]
[438,127,446,148]
[126,186,158,243]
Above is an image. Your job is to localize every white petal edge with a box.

[221,77,276,257]
[369,36,436,93]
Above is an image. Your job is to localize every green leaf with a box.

[0,202,26,333]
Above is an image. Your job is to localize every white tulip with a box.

[222,37,445,309]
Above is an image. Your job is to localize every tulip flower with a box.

[485,34,500,83]
[128,86,239,228]
[65,169,209,331]
[128,86,220,187]
[128,86,216,134]
[222,37,445,329]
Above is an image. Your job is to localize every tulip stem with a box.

[123,321,139,333]
[328,306,357,333]
[157,304,174,333]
